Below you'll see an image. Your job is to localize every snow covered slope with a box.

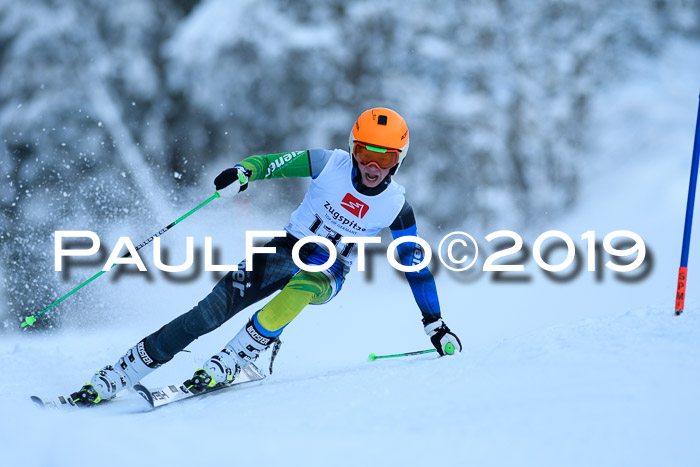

[2,40,700,467]
[2,303,698,467]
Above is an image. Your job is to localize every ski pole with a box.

[676,94,700,315]
[368,343,455,361]
[20,192,221,328]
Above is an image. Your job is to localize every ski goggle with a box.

[352,142,401,170]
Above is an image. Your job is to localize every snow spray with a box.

[20,192,221,328]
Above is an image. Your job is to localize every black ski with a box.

[133,363,265,409]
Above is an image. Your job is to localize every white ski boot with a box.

[72,339,160,405]
[187,317,277,393]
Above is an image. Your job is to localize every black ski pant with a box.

[142,235,320,364]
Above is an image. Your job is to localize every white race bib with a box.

[286,149,405,265]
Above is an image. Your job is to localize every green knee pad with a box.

[256,271,332,332]
[290,270,332,305]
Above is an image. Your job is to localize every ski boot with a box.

[187,317,277,393]
[71,339,161,406]
[185,348,241,394]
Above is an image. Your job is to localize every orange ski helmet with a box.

[349,108,410,174]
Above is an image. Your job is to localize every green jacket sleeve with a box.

[237,150,312,182]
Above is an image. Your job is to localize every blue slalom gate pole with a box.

[676,94,700,315]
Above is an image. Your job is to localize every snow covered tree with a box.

[0,0,194,328]
[1,0,698,329]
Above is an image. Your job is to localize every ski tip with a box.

[30,395,46,409]
[368,353,377,361]
[133,384,155,408]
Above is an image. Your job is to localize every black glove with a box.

[424,318,462,356]
[214,165,251,197]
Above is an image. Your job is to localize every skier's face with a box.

[357,161,392,187]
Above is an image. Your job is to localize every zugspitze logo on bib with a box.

[341,193,369,218]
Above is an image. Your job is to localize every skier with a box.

[72,107,462,405]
